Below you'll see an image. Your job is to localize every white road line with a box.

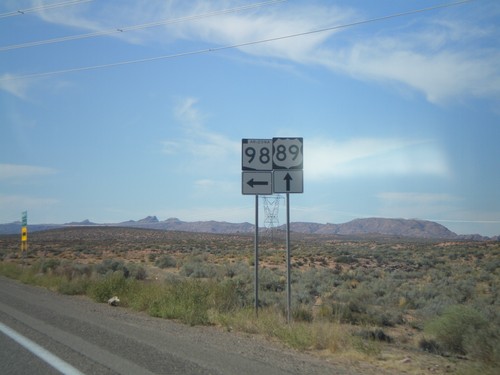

[0,321,85,375]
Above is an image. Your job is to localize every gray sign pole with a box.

[254,195,259,316]
[285,192,291,324]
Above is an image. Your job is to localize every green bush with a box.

[425,305,488,356]
[95,260,129,278]
[155,255,177,269]
[148,279,211,325]
[88,271,133,303]
[57,277,90,295]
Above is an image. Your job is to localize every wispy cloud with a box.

[322,32,500,104]
[159,2,500,104]
[376,191,460,220]
[0,194,59,213]
[0,74,33,99]
[20,1,500,104]
[305,137,449,180]
[162,97,239,171]
[0,163,57,180]
[377,192,458,204]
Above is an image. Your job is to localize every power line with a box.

[0,0,477,82]
[0,0,93,19]
[0,0,287,52]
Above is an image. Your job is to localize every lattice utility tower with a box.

[263,195,284,240]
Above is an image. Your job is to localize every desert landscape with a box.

[1,225,499,374]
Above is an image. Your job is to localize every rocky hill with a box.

[288,218,458,239]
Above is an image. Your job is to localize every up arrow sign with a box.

[273,170,303,193]
[284,173,292,191]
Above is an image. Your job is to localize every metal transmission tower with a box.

[263,195,284,240]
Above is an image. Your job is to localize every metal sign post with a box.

[254,195,259,315]
[285,192,291,323]
[272,138,303,324]
[242,139,273,315]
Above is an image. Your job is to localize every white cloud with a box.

[165,3,500,104]
[0,164,57,180]
[22,1,500,104]
[305,137,449,180]
[375,191,460,220]
[0,194,59,222]
[0,74,33,99]
[163,97,239,165]
[323,39,500,104]
[377,192,458,204]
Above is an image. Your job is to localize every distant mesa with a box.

[65,219,95,226]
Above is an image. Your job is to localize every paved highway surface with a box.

[0,276,358,375]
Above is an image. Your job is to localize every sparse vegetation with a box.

[1,227,499,374]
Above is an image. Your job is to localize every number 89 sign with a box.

[242,139,272,171]
[272,137,303,170]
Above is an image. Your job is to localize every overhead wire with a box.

[0,0,477,82]
[0,0,288,52]
[0,0,93,19]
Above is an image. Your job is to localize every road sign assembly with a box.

[241,137,304,322]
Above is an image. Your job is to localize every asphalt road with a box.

[0,276,351,375]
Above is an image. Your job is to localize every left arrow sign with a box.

[242,172,273,195]
[247,178,269,188]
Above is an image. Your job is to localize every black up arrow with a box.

[284,173,292,191]
[247,178,269,188]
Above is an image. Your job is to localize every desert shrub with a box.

[223,261,249,279]
[180,261,217,278]
[155,255,176,269]
[419,338,442,354]
[464,322,500,365]
[211,279,246,312]
[335,255,358,264]
[57,277,90,295]
[260,268,285,292]
[88,271,133,303]
[0,262,24,279]
[95,259,129,278]
[39,259,60,273]
[356,328,393,343]
[292,305,313,322]
[148,279,210,325]
[425,305,489,356]
[127,263,147,280]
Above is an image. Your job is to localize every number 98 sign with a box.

[272,137,303,170]
[242,139,273,171]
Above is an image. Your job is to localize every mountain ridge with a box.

[0,216,497,240]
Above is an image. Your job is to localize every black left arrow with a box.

[284,173,292,191]
[247,178,269,188]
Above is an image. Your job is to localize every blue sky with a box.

[1,0,499,236]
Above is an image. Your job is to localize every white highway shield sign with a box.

[242,139,272,171]
[242,172,273,195]
[273,170,303,193]
[272,138,303,170]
